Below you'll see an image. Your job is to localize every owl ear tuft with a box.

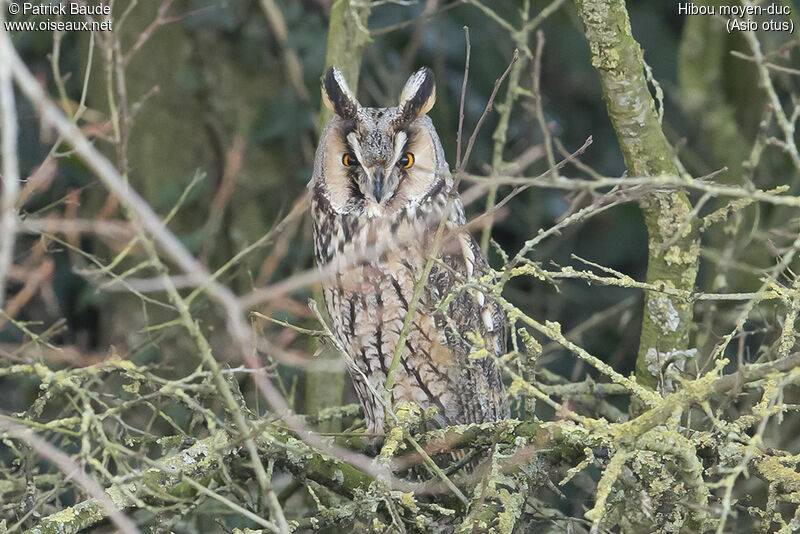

[397,67,436,122]
[321,67,360,119]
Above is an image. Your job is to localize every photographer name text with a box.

[14,2,109,16]
[5,2,112,33]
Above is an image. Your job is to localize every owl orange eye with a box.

[342,153,358,167]
[398,152,414,169]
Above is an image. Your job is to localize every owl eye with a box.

[342,153,358,167]
[398,152,414,169]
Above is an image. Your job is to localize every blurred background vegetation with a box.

[1,0,799,531]
[6,0,798,397]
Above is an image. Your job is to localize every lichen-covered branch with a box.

[20,424,375,534]
[573,0,701,391]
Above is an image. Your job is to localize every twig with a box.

[455,26,470,168]
[461,172,800,207]
[730,50,800,76]
[123,0,179,66]
[182,477,281,533]
[370,0,461,35]
[459,49,519,171]
[740,10,800,171]
[0,416,141,534]
[259,0,311,101]
[19,217,135,240]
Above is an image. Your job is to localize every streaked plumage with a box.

[310,67,508,435]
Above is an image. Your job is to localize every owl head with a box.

[312,67,449,216]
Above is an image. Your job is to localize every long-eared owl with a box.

[310,67,508,435]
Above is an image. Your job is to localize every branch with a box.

[0,416,141,534]
[18,425,376,534]
[573,0,701,391]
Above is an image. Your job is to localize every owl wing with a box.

[429,227,509,424]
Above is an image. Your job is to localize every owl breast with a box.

[310,66,508,437]
[311,187,507,434]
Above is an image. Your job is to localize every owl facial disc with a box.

[317,66,441,213]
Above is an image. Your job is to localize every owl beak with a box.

[371,167,387,202]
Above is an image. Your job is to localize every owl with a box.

[310,66,508,438]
